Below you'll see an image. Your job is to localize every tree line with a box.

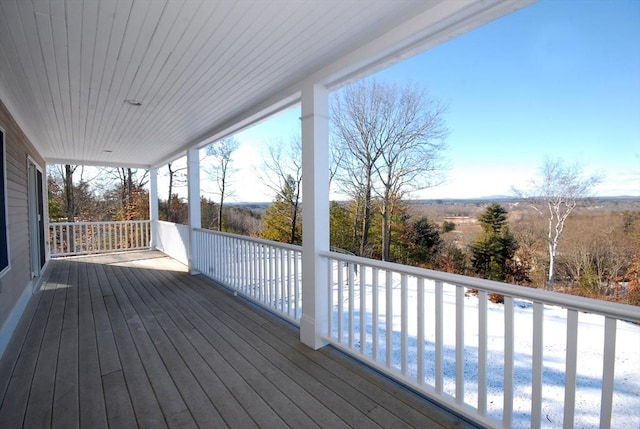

[48,165,149,222]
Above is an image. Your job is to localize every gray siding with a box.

[0,98,45,342]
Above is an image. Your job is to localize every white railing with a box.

[192,228,303,324]
[321,251,640,429]
[61,220,633,428]
[155,220,190,265]
[49,221,151,257]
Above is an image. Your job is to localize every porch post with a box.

[149,167,159,249]
[187,147,201,274]
[300,83,330,349]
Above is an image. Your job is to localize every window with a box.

[0,129,8,275]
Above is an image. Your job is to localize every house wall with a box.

[0,99,46,357]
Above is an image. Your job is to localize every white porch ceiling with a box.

[0,0,531,168]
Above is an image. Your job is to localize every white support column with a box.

[187,147,201,274]
[300,84,330,349]
[149,167,159,249]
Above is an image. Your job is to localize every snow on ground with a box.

[330,270,640,428]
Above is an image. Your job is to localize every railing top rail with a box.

[50,220,150,226]
[194,227,303,252]
[321,250,640,323]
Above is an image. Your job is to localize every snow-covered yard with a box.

[329,269,640,428]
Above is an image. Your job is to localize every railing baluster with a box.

[456,285,465,404]
[98,223,102,252]
[337,260,344,344]
[274,247,280,311]
[249,241,254,296]
[360,265,366,356]
[563,309,579,429]
[600,316,617,429]
[348,262,355,349]
[232,238,236,288]
[401,274,408,376]
[417,277,425,385]
[372,267,379,362]
[386,270,393,368]
[478,289,488,415]
[281,247,286,311]
[255,243,261,301]
[286,249,292,317]
[293,251,302,320]
[243,241,249,291]
[504,296,514,428]
[236,238,241,288]
[327,258,333,339]
[221,236,226,282]
[226,236,231,284]
[435,280,443,394]
[262,244,267,304]
[52,224,57,255]
[269,245,274,307]
[531,301,544,429]
[261,243,266,302]
[75,223,78,253]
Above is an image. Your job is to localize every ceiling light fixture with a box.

[124,99,142,106]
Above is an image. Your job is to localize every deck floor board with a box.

[0,251,475,428]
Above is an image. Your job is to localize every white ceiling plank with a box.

[115,1,225,153]
[137,2,288,147]
[104,0,171,150]
[86,0,131,152]
[65,0,83,157]
[33,0,67,152]
[77,0,99,159]
[0,37,43,146]
[128,1,255,146]
[110,0,204,148]
[135,0,215,103]
[0,4,41,143]
[18,0,65,152]
[140,2,420,153]
[2,0,54,149]
[93,0,151,151]
[49,0,74,156]
[34,0,73,155]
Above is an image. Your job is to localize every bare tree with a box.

[111,168,149,219]
[165,162,187,222]
[515,158,602,289]
[205,137,239,231]
[258,136,302,244]
[332,79,448,260]
[332,81,384,256]
[63,164,78,221]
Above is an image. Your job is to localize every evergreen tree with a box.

[260,174,302,245]
[330,202,356,253]
[471,203,518,281]
[401,217,442,266]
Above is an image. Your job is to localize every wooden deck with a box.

[0,251,474,428]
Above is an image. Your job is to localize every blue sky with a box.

[197,0,640,202]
